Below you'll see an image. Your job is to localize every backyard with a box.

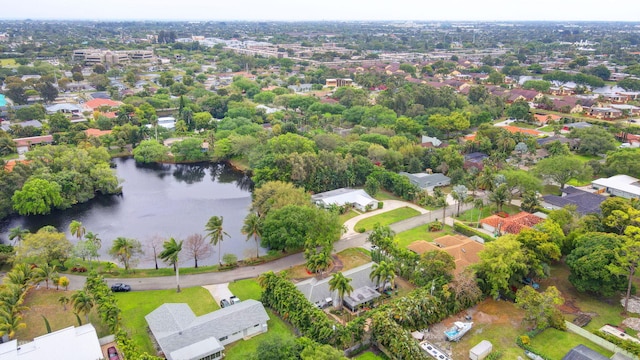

[394,224,455,249]
[354,207,421,231]
[455,203,521,224]
[16,288,110,341]
[282,247,371,280]
[115,287,219,354]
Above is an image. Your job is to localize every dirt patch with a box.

[622,317,640,332]
[558,297,581,314]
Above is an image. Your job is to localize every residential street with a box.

[64,201,476,291]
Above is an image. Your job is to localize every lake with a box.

[0,157,261,268]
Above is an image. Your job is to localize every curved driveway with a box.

[65,201,475,291]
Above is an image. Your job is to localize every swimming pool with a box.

[0,94,6,107]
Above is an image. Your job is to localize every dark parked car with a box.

[220,299,230,308]
[111,283,131,292]
[107,346,119,360]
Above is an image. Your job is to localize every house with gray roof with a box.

[296,262,383,312]
[400,172,451,192]
[311,188,377,211]
[541,187,605,215]
[145,299,269,360]
[1,120,42,132]
[561,344,608,360]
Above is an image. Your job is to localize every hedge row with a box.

[596,330,640,355]
[453,221,494,243]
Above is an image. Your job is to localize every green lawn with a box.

[372,190,402,201]
[566,178,593,187]
[530,328,613,359]
[0,59,17,67]
[224,309,296,360]
[456,204,521,223]
[574,154,601,162]
[339,209,361,224]
[352,351,386,359]
[512,121,539,129]
[538,125,557,132]
[115,287,219,354]
[354,207,421,231]
[542,184,562,196]
[228,279,262,301]
[394,224,455,249]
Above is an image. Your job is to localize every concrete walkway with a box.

[342,200,430,236]
[64,201,477,291]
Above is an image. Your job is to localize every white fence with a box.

[564,321,638,359]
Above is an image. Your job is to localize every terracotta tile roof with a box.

[85,128,112,137]
[533,113,562,124]
[13,135,54,147]
[480,212,544,234]
[502,126,542,136]
[84,99,122,110]
[407,234,484,274]
[4,159,30,172]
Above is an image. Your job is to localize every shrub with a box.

[356,227,366,233]
[428,221,443,232]
[377,201,383,209]
[222,253,238,268]
[453,222,494,243]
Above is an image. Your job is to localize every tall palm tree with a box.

[159,237,183,293]
[85,232,101,250]
[71,290,94,324]
[370,260,396,292]
[329,272,353,310]
[205,216,229,265]
[451,184,469,217]
[35,264,58,289]
[474,197,486,228]
[241,213,262,259]
[69,220,86,241]
[108,237,142,271]
[8,226,29,245]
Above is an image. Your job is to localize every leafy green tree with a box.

[109,237,142,271]
[0,307,26,340]
[604,148,640,178]
[535,156,592,189]
[521,191,540,213]
[566,232,627,296]
[589,64,611,81]
[69,220,85,241]
[488,183,510,213]
[569,127,617,156]
[34,264,58,289]
[618,78,640,91]
[506,100,531,121]
[609,227,640,313]
[522,80,551,92]
[474,236,528,298]
[252,335,298,360]
[133,139,168,163]
[416,250,456,286]
[171,138,208,162]
[159,237,183,292]
[328,272,353,310]
[12,178,63,215]
[501,169,542,198]
[13,228,72,265]
[205,216,229,265]
[516,286,565,330]
[8,226,29,245]
[262,205,341,252]
[428,111,470,139]
[251,181,311,217]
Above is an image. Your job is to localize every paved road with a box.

[65,202,476,291]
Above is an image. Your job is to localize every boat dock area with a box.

[419,340,452,360]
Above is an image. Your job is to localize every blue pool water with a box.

[0,94,6,107]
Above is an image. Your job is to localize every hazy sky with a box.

[3,0,640,22]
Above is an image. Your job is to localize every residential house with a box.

[287,84,313,93]
[588,107,623,120]
[45,103,82,115]
[420,135,443,148]
[550,97,586,114]
[145,300,269,360]
[480,212,544,235]
[592,175,640,199]
[506,89,543,103]
[296,262,382,312]
[158,116,176,129]
[85,128,112,137]
[541,187,605,215]
[533,113,562,126]
[1,120,43,132]
[611,104,640,116]
[501,125,543,137]
[407,234,484,274]
[561,344,609,360]
[616,132,640,147]
[0,324,103,360]
[13,135,54,154]
[83,98,122,112]
[325,78,353,87]
[311,188,377,211]
[562,122,592,132]
[601,93,629,104]
[399,172,451,192]
[464,152,489,170]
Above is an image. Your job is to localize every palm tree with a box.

[241,213,262,259]
[329,272,353,310]
[58,295,69,310]
[451,184,469,217]
[370,260,397,292]
[85,232,101,250]
[0,308,26,340]
[434,188,448,226]
[69,220,86,241]
[474,197,486,228]
[8,226,29,244]
[205,216,229,265]
[159,237,183,293]
[489,183,510,213]
[109,237,142,271]
[71,290,94,324]
[35,264,58,289]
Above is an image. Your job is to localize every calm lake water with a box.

[0,157,261,268]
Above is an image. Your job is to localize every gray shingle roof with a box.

[561,345,609,360]
[399,172,451,189]
[296,262,379,304]
[146,299,269,360]
[542,187,605,215]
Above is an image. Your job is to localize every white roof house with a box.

[157,116,176,130]
[145,299,269,360]
[0,324,103,360]
[592,175,640,199]
[311,188,377,211]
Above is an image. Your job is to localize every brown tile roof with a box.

[14,135,53,147]
[480,212,544,234]
[85,128,112,137]
[502,126,542,136]
[407,234,484,274]
[84,99,122,110]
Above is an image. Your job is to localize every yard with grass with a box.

[352,351,386,359]
[0,59,17,67]
[16,288,110,341]
[542,184,562,196]
[224,309,296,360]
[354,207,421,231]
[115,287,219,354]
[282,248,371,280]
[456,204,522,223]
[228,278,262,301]
[529,328,613,359]
[512,121,540,129]
[339,209,361,224]
[394,224,455,249]
[371,190,402,201]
